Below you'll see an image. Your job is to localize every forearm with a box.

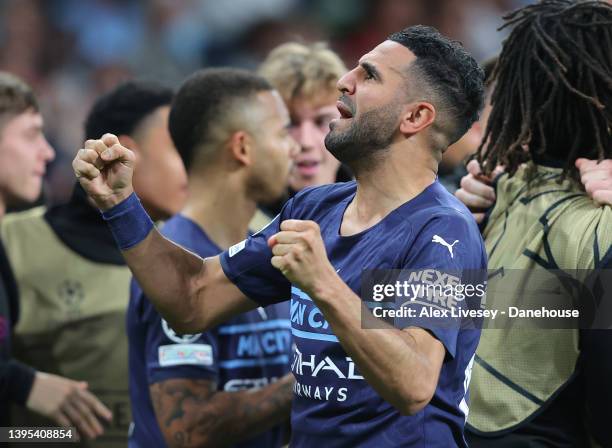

[125,229,208,330]
[200,376,293,444]
[106,195,255,333]
[152,375,293,447]
[311,278,440,414]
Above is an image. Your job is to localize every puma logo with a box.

[432,235,459,258]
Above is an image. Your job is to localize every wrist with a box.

[101,192,154,250]
[310,268,344,307]
[97,187,134,211]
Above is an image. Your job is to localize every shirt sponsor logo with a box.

[291,347,363,380]
[291,349,362,403]
[158,343,213,367]
[162,319,202,344]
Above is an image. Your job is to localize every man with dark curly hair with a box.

[462,1,612,447]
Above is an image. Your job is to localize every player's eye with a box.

[362,66,377,81]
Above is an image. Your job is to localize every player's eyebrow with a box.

[360,61,382,81]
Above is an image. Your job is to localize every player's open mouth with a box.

[336,101,353,119]
[295,160,320,177]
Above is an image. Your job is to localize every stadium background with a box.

[0,0,534,206]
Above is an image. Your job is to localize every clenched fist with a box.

[576,158,612,206]
[268,220,338,296]
[72,133,135,210]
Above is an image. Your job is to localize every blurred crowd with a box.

[0,0,530,205]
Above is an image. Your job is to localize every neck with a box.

[0,196,5,222]
[181,169,256,250]
[345,142,437,232]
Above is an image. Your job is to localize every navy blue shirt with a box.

[220,181,487,447]
[127,215,291,448]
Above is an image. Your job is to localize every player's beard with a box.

[324,99,401,172]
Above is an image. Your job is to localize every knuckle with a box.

[302,233,313,245]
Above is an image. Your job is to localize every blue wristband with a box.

[101,192,154,250]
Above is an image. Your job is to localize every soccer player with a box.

[450,2,612,446]
[0,71,112,439]
[127,69,297,448]
[74,26,487,447]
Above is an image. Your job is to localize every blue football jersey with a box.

[220,181,487,447]
[127,215,291,448]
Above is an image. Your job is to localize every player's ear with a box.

[399,102,436,136]
[118,134,141,163]
[227,130,254,167]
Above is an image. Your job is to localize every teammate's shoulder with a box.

[160,214,221,257]
[1,205,47,225]
[0,206,48,239]
[159,213,190,236]
[553,200,612,266]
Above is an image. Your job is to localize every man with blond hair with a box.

[256,42,351,218]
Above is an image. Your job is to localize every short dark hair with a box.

[0,72,39,131]
[169,68,273,172]
[477,0,612,179]
[388,25,485,146]
[84,80,173,140]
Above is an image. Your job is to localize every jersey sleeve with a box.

[132,279,221,385]
[396,211,487,359]
[219,200,294,306]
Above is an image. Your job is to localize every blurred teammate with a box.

[449,2,612,446]
[1,80,186,446]
[0,71,112,440]
[258,43,350,202]
[75,25,487,446]
[251,42,349,222]
[127,69,296,448]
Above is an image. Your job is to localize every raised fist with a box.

[72,133,135,210]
